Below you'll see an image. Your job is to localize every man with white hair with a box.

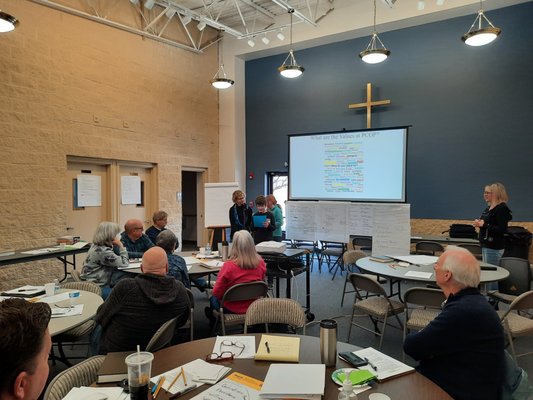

[403,246,504,400]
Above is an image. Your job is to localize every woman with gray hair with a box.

[80,221,129,298]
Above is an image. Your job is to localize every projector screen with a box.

[289,127,408,202]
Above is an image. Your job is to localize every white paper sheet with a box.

[404,271,433,279]
[213,335,256,359]
[77,174,102,207]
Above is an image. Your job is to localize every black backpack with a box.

[443,224,477,239]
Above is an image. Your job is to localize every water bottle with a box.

[320,319,337,367]
[338,380,357,400]
[205,242,212,256]
[53,279,60,293]
[221,241,229,261]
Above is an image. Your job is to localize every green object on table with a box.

[334,369,376,385]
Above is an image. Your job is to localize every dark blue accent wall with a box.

[245,2,533,220]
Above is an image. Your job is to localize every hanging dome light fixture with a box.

[278,9,304,79]
[0,11,18,33]
[210,34,234,89]
[359,0,390,64]
[461,0,501,46]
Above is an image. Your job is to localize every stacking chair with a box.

[415,241,444,256]
[243,298,306,334]
[457,243,482,260]
[498,290,533,360]
[291,239,319,269]
[184,288,195,341]
[352,236,372,253]
[489,257,531,306]
[318,240,346,277]
[402,287,446,360]
[43,355,106,400]
[69,269,82,282]
[347,273,404,349]
[52,281,101,366]
[145,317,178,352]
[212,281,269,335]
[340,250,386,306]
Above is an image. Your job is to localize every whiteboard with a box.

[285,201,411,255]
[204,182,239,227]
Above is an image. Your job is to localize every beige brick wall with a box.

[0,0,219,288]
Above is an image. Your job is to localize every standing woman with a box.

[267,194,283,242]
[229,190,253,240]
[207,230,266,316]
[473,182,512,267]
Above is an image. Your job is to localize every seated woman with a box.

[80,221,129,298]
[155,230,191,288]
[207,230,266,317]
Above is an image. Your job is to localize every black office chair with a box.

[352,236,372,253]
[415,241,444,256]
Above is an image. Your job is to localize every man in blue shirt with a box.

[404,246,504,400]
[120,218,154,259]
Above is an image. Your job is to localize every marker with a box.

[364,357,378,371]
[265,341,270,353]
[169,383,198,399]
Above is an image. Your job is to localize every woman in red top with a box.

[209,230,266,314]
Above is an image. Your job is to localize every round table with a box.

[147,334,452,399]
[356,257,509,284]
[47,289,103,336]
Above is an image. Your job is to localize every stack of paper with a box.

[259,364,325,399]
[200,260,224,269]
[352,347,414,382]
[61,387,127,400]
[190,372,263,400]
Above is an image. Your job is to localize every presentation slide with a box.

[289,127,408,202]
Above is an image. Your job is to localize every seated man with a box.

[146,210,168,245]
[403,246,504,400]
[120,218,154,259]
[93,246,190,354]
[0,298,52,400]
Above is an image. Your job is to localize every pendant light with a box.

[278,9,304,79]
[0,11,18,33]
[210,35,234,89]
[359,0,390,64]
[461,0,501,46]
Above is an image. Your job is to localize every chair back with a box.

[43,355,105,400]
[343,250,367,266]
[244,298,306,334]
[404,287,446,308]
[185,288,194,340]
[498,257,531,296]
[349,273,387,298]
[320,240,346,254]
[70,269,82,282]
[145,317,178,352]
[415,241,444,255]
[457,243,482,259]
[221,281,269,304]
[61,281,101,296]
[352,236,372,251]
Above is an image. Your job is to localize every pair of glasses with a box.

[205,351,234,362]
[220,340,245,357]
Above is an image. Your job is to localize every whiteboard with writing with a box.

[204,182,239,227]
[285,201,411,255]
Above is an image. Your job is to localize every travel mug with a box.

[320,319,337,367]
[221,241,229,261]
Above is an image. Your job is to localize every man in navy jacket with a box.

[404,246,504,400]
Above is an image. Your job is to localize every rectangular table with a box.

[0,244,91,281]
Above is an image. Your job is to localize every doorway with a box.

[181,169,206,250]
[266,172,288,232]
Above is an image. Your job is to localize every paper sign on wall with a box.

[77,175,101,207]
[121,176,141,205]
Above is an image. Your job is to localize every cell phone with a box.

[338,351,368,367]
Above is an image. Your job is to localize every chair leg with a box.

[507,330,517,360]
[347,307,356,342]
[340,275,349,306]
[378,315,389,349]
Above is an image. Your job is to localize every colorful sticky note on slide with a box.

[253,215,266,226]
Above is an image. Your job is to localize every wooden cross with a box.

[348,83,391,128]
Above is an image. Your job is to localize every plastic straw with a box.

[137,344,141,380]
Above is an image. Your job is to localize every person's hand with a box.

[112,237,123,248]
[263,218,270,227]
[473,219,484,228]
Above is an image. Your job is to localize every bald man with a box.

[120,218,154,259]
[404,246,504,400]
[93,247,190,354]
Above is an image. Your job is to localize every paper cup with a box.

[44,283,55,297]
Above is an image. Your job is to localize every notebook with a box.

[259,364,325,399]
[255,335,300,362]
[96,352,131,383]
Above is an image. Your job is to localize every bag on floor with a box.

[443,224,477,239]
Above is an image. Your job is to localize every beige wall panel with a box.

[0,0,219,286]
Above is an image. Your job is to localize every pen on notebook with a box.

[168,383,198,399]
[166,368,183,391]
[265,341,270,353]
[364,357,378,371]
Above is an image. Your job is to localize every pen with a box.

[364,357,378,371]
[265,341,270,353]
[168,383,198,399]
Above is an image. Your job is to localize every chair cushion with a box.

[354,297,404,318]
[406,308,441,331]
